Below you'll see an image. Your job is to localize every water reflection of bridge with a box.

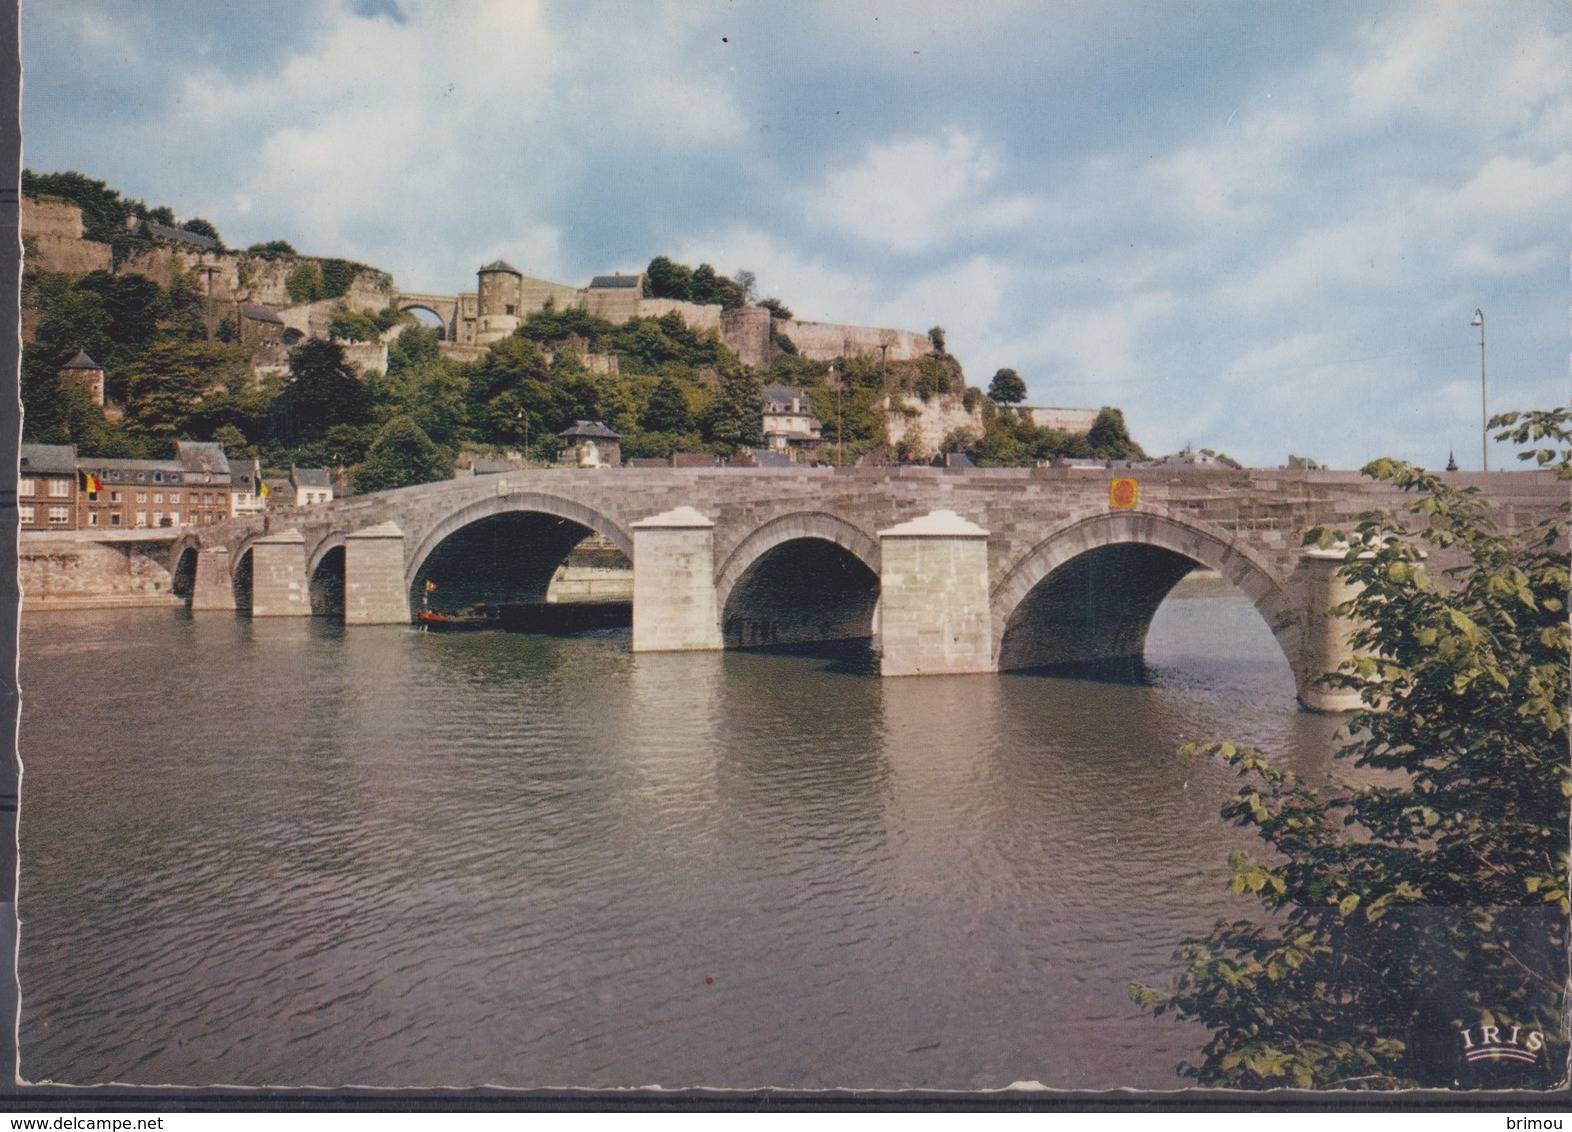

[167,466,1564,710]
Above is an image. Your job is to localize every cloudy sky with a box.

[21,0,1572,468]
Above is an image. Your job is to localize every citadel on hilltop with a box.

[22,182,1116,473]
[22,193,932,374]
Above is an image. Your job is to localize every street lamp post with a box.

[1471,309,1487,471]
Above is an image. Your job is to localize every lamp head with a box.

[1471,309,1484,327]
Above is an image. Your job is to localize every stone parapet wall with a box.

[639,298,723,332]
[21,197,84,239]
[776,320,930,363]
[520,275,583,313]
[1026,406,1100,432]
[25,233,113,276]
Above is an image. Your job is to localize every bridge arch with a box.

[716,512,881,650]
[170,543,198,601]
[169,534,201,579]
[715,512,880,615]
[991,509,1302,673]
[403,493,633,614]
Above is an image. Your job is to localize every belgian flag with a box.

[80,471,102,494]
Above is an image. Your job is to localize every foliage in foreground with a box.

[1132,406,1571,1090]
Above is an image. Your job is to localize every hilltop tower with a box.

[475,259,524,345]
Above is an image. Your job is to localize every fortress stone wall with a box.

[775,320,930,364]
[21,198,113,274]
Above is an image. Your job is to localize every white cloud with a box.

[803,129,1039,253]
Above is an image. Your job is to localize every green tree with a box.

[1133,407,1571,1089]
[330,310,382,342]
[759,297,794,321]
[121,339,247,444]
[271,339,374,447]
[181,217,223,248]
[286,264,325,304]
[387,325,442,375]
[703,367,764,452]
[1086,406,1143,460]
[928,325,947,355]
[212,424,257,461]
[375,358,470,448]
[641,375,693,434]
[355,415,453,493]
[645,255,694,301]
[988,367,1027,404]
[246,240,297,257]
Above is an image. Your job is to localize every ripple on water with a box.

[18,592,1341,1089]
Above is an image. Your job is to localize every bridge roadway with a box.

[169,464,1566,710]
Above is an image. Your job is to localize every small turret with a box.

[475,259,524,345]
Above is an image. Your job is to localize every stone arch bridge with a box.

[170,465,1564,711]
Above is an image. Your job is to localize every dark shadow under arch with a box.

[992,510,1301,675]
[410,511,597,615]
[171,547,198,601]
[721,536,880,650]
[310,544,345,617]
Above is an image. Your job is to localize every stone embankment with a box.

[19,531,184,610]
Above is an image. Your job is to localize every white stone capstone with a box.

[878,509,988,538]
[633,506,716,530]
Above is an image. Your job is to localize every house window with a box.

[135,512,147,527]
[169,492,181,503]
[49,479,70,497]
[18,478,34,496]
[87,511,98,526]
[48,506,69,524]
[153,493,163,504]
[136,492,146,503]
[110,491,121,502]
[152,511,163,526]
[110,513,121,527]
[169,511,180,526]
[19,505,33,523]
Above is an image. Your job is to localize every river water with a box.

[17,578,1344,1091]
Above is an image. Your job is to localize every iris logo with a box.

[1459,1022,1545,1065]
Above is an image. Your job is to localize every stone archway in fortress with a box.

[395,294,458,341]
[714,511,882,650]
[403,492,635,616]
[990,508,1302,678]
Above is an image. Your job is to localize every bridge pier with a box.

[250,529,311,617]
[1296,547,1365,712]
[631,507,723,652]
[189,546,237,612]
[345,522,410,625]
[878,510,995,677]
